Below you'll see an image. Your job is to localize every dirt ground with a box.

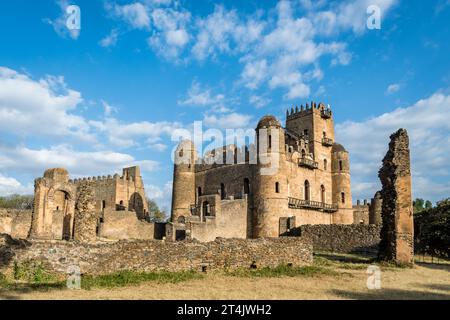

[1,260,449,300]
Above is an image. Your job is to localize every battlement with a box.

[71,173,137,184]
[196,144,257,169]
[286,101,332,121]
[353,199,370,207]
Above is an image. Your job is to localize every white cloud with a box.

[0,174,33,195]
[109,2,150,29]
[241,60,268,90]
[178,81,225,107]
[203,113,252,129]
[386,83,400,94]
[336,91,450,203]
[147,7,191,59]
[249,95,271,109]
[99,29,119,48]
[0,67,92,141]
[0,144,135,176]
[146,181,173,210]
[44,0,80,40]
[90,117,182,149]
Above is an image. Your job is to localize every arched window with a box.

[304,180,310,201]
[220,183,226,200]
[268,135,272,149]
[177,216,186,224]
[341,192,345,204]
[301,149,306,158]
[320,185,325,204]
[275,182,280,193]
[244,178,250,195]
[179,149,184,158]
[324,159,327,171]
[339,160,343,171]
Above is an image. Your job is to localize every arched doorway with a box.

[129,192,144,220]
[51,189,72,241]
[304,180,310,201]
[320,185,325,204]
[202,201,210,217]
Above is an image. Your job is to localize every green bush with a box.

[13,260,56,284]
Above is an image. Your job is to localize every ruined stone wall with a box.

[189,198,248,242]
[378,129,414,264]
[99,209,155,240]
[352,202,370,225]
[0,209,32,239]
[73,183,97,242]
[287,224,381,253]
[1,236,312,276]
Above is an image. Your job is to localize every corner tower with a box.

[171,140,197,223]
[253,115,288,238]
[331,143,353,224]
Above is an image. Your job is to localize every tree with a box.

[146,198,167,222]
[414,198,450,258]
[413,198,425,213]
[0,194,34,210]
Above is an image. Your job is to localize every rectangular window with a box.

[341,192,345,204]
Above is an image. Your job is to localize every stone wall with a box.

[378,129,414,264]
[287,224,381,253]
[0,209,32,239]
[0,235,312,276]
[99,210,155,240]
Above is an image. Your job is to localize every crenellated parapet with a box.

[286,101,333,121]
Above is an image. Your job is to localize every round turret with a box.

[331,143,353,224]
[171,140,197,223]
[253,115,287,238]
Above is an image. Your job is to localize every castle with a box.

[29,166,153,241]
[170,102,356,241]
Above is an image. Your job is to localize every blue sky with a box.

[0,0,449,210]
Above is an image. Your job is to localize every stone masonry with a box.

[0,235,312,276]
[73,182,97,242]
[378,129,414,264]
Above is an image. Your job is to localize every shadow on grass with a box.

[415,262,450,272]
[417,283,450,293]
[314,252,376,265]
[331,288,450,300]
[0,282,66,300]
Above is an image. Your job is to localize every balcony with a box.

[322,137,334,147]
[288,197,338,213]
[321,109,332,119]
[299,157,318,169]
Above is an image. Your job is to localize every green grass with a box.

[226,264,342,278]
[13,260,59,284]
[80,270,204,290]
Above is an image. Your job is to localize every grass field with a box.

[0,252,449,300]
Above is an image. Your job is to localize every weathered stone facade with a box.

[378,129,414,264]
[286,224,381,254]
[172,102,354,240]
[73,182,97,242]
[28,166,151,242]
[0,234,312,276]
[0,209,32,239]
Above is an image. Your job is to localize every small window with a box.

[304,180,310,201]
[102,200,106,210]
[179,149,184,157]
[341,192,345,204]
[304,129,308,136]
[339,160,343,171]
[220,183,226,200]
[244,178,250,195]
[197,187,202,197]
[120,200,124,205]
[268,135,272,149]
[275,182,280,193]
[324,159,328,171]
[56,206,59,211]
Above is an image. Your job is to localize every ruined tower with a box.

[171,140,197,223]
[369,191,383,225]
[378,129,414,264]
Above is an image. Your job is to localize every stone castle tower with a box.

[171,102,353,240]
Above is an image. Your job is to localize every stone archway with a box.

[129,192,145,220]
